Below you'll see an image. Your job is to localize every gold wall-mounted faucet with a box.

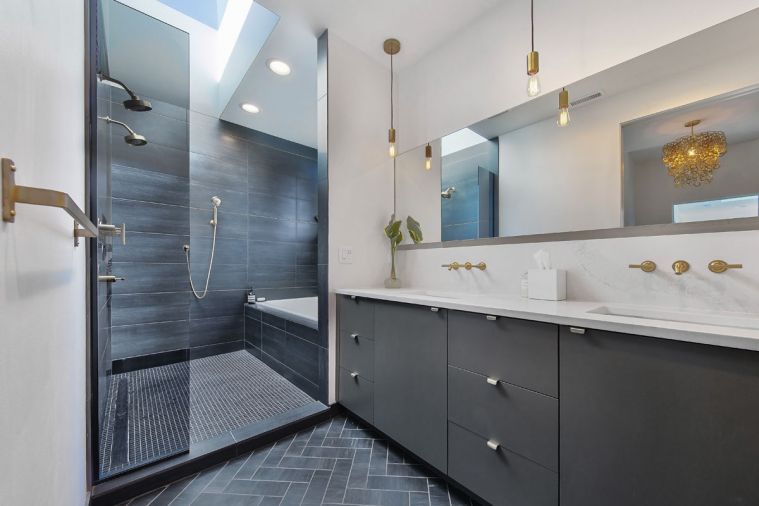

[672,260,690,275]
[464,261,487,271]
[629,260,656,273]
[708,260,743,273]
[442,262,461,271]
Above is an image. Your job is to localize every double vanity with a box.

[336,289,759,506]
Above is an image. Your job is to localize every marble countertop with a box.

[336,288,759,352]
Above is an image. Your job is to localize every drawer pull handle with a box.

[569,327,586,335]
[485,315,497,321]
[350,372,359,380]
[430,307,439,312]
[486,377,500,386]
[486,440,500,451]
[350,333,359,341]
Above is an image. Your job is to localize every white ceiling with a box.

[221,0,503,147]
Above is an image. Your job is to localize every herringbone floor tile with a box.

[120,415,476,506]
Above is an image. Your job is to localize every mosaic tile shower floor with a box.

[100,350,316,477]
[118,415,477,506]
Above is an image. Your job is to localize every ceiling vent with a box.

[571,91,603,108]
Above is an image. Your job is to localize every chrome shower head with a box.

[99,73,153,112]
[211,196,222,208]
[98,116,148,147]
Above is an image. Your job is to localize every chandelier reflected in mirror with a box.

[662,119,727,187]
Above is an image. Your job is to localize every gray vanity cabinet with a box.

[560,326,759,506]
[373,301,448,472]
[338,296,375,423]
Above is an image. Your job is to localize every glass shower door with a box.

[93,0,191,479]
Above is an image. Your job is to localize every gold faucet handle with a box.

[629,261,656,273]
[672,260,690,275]
[708,260,743,273]
[441,262,461,271]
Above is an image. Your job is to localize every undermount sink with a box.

[587,305,759,331]
[404,290,470,300]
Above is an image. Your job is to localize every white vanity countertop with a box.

[336,288,759,352]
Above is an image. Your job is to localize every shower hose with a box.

[184,212,218,300]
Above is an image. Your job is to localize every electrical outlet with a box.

[339,246,353,264]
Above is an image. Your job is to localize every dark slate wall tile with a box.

[262,324,320,384]
[245,317,262,349]
[286,321,321,347]
[256,287,318,301]
[112,292,190,326]
[112,164,190,207]
[113,198,190,235]
[190,152,247,190]
[189,236,247,266]
[296,243,317,266]
[296,221,318,243]
[249,216,297,243]
[297,178,317,202]
[262,313,286,331]
[110,89,188,122]
[249,166,296,198]
[190,111,248,163]
[190,290,247,319]
[249,193,297,220]
[244,306,261,320]
[190,182,248,215]
[296,265,318,286]
[296,198,317,223]
[112,138,189,178]
[190,315,244,347]
[259,352,318,400]
[112,320,189,360]
[112,232,188,263]
[111,263,189,294]
[249,267,296,289]
[248,240,297,266]
[190,263,248,291]
[190,209,247,240]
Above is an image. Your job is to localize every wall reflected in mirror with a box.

[394,9,759,245]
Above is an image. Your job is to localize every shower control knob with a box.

[98,275,125,283]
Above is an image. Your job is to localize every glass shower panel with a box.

[94,0,191,479]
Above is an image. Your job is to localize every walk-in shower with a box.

[184,196,221,300]
[91,0,328,484]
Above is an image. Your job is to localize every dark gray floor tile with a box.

[191,493,263,505]
[300,445,355,459]
[342,489,410,506]
[278,456,336,471]
[126,486,167,505]
[366,475,428,492]
[205,455,252,493]
[172,465,225,505]
[280,482,308,505]
[225,479,291,496]
[252,466,315,483]
[347,449,371,489]
[322,458,352,503]
[386,463,434,478]
[236,447,273,480]
[368,441,388,476]
[301,469,332,505]
[149,473,198,505]
[409,492,431,506]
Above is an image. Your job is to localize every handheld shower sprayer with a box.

[185,197,222,299]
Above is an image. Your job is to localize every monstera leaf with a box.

[406,215,423,244]
[384,214,403,249]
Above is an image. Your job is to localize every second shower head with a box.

[211,196,222,207]
[99,116,148,146]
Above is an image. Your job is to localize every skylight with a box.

[441,128,489,157]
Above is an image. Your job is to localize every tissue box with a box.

[528,269,566,301]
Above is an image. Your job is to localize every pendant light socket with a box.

[425,143,432,159]
[559,88,569,109]
[527,51,540,76]
[388,128,396,144]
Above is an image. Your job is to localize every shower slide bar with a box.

[2,157,98,246]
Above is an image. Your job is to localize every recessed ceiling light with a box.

[241,103,260,114]
[267,59,291,76]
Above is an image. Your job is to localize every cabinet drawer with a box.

[339,368,373,423]
[448,422,558,506]
[339,295,374,341]
[340,330,375,381]
[448,365,558,471]
[448,311,558,397]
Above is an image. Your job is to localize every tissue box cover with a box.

[528,269,567,301]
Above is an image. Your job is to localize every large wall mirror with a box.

[395,9,759,247]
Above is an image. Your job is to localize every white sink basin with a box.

[587,305,759,331]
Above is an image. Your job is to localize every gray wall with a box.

[109,91,317,367]
[628,137,759,226]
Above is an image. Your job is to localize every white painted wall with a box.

[0,1,88,504]
[398,0,759,152]
[498,44,759,236]
[327,34,395,402]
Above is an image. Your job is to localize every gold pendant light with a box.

[557,87,570,127]
[526,0,540,97]
[425,143,432,170]
[662,119,727,187]
[384,38,401,158]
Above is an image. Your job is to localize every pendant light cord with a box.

[390,53,394,129]
[530,0,535,51]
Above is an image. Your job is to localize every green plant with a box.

[384,214,403,281]
[406,215,423,244]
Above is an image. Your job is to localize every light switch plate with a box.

[338,246,353,264]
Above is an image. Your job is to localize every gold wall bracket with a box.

[629,260,657,273]
[2,158,98,247]
[708,260,743,273]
